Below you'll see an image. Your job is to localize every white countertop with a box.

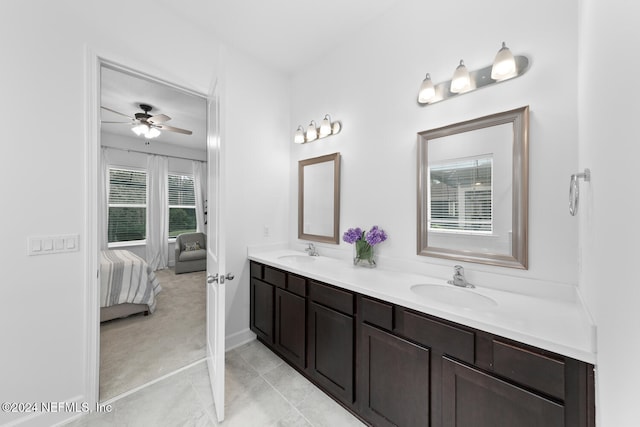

[248,249,596,364]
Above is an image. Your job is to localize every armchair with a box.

[174,232,207,274]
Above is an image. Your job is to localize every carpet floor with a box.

[99,268,206,401]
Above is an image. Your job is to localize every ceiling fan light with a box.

[131,123,149,136]
[450,60,470,93]
[491,42,517,80]
[147,127,161,139]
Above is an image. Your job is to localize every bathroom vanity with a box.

[248,251,595,427]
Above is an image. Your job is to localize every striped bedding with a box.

[100,250,162,313]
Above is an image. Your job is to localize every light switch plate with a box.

[29,234,79,256]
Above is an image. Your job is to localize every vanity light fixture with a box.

[450,60,471,93]
[306,121,318,142]
[417,42,529,106]
[418,74,436,103]
[294,115,342,144]
[294,126,306,144]
[491,42,517,80]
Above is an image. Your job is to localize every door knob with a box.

[224,273,235,281]
[207,274,218,284]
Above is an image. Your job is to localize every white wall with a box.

[220,46,291,346]
[579,1,640,426]
[290,0,580,289]
[0,1,289,426]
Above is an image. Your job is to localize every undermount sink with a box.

[277,255,317,263]
[410,284,497,310]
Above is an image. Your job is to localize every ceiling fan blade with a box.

[156,124,193,135]
[101,106,133,119]
[148,114,171,124]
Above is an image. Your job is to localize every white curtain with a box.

[146,154,169,270]
[193,160,207,233]
[99,147,110,250]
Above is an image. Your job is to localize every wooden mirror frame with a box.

[417,106,529,269]
[298,152,341,244]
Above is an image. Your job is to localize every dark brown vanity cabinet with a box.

[249,273,274,344]
[249,261,595,427]
[250,262,306,369]
[307,280,356,407]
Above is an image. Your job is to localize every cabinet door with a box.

[275,288,306,369]
[250,278,274,344]
[359,323,430,427]
[308,301,354,405]
[442,357,565,427]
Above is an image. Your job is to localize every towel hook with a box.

[569,168,591,216]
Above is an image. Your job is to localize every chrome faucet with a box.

[448,265,475,288]
[305,243,319,256]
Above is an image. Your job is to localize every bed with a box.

[100,249,162,322]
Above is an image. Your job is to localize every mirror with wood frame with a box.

[299,153,341,244]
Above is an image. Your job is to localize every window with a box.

[108,168,147,243]
[169,174,197,238]
[428,156,493,233]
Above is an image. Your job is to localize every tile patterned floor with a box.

[65,340,365,426]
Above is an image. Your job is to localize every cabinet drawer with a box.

[309,281,354,315]
[250,261,263,279]
[492,340,565,400]
[287,274,307,297]
[401,310,474,364]
[264,266,286,288]
[360,296,393,331]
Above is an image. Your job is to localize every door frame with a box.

[84,48,214,406]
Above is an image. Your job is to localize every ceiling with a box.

[101,1,400,150]
[158,0,400,74]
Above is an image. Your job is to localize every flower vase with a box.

[353,240,376,268]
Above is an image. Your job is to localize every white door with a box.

[205,90,230,422]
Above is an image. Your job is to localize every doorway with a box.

[95,60,209,401]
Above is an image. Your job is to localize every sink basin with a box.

[277,255,317,264]
[410,284,497,309]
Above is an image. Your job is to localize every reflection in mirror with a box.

[299,153,340,244]
[417,106,529,269]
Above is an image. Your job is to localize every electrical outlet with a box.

[263,226,270,237]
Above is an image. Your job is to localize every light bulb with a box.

[147,127,161,139]
[418,73,436,103]
[491,42,517,80]
[294,126,305,144]
[450,60,470,93]
[319,115,332,137]
[306,121,318,142]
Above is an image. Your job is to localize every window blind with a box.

[429,157,493,233]
[168,174,197,238]
[108,168,147,243]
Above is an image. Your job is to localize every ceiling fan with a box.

[101,103,193,139]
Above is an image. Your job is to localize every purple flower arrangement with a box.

[343,226,388,267]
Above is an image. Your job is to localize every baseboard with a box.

[226,328,256,351]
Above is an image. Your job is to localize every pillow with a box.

[183,241,201,252]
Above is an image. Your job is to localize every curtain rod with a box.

[103,145,206,163]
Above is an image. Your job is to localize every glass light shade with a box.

[319,115,332,137]
[294,126,305,144]
[146,127,161,139]
[491,42,517,80]
[418,73,436,103]
[450,60,470,93]
[131,123,149,136]
[306,121,318,141]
